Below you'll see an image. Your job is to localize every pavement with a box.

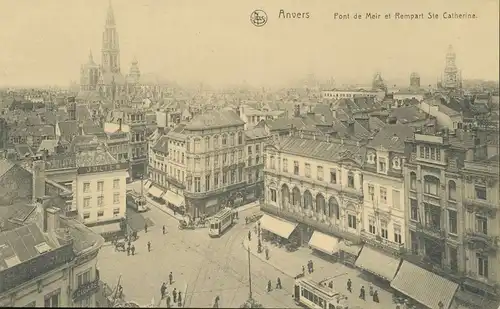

[243,227,398,309]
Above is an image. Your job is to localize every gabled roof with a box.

[57,120,79,140]
[0,159,15,178]
[38,139,58,155]
[75,149,117,167]
[152,136,169,153]
[367,124,414,152]
[389,106,428,124]
[14,144,34,158]
[185,110,244,130]
[245,127,271,140]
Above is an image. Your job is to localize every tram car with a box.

[208,207,235,237]
[126,190,148,212]
[293,277,349,309]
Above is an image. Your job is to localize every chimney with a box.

[45,207,60,233]
[32,154,46,203]
[331,107,337,119]
[118,118,122,131]
[294,104,300,117]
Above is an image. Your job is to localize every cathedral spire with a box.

[106,0,115,27]
[88,49,94,63]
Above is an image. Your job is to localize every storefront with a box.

[391,260,459,309]
[338,240,362,266]
[147,185,165,203]
[308,231,340,261]
[89,222,123,241]
[162,190,186,215]
[355,245,401,283]
[259,214,299,245]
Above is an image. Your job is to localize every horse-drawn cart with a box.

[245,212,263,225]
[113,239,126,252]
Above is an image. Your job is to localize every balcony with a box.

[423,193,441,207]
[166,175,186,189]
[463,198,498,213]
[260,203,361,244]
[465,230,499,252]
[416,222,446,240]
[72,278,100,301]
[360,230,405,255]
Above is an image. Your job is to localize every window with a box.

[378,159,386,172]
[447,181,457,200]
[113,193,120,204]
[205,136,210,149]
[97,196,104,207]
[394,224,402,244]
[194,138,200,152]
[293,161,299,175]
[195,158,201,169]
[214,154,219,167]
[247,156,252,167]
[97,210,104,217]
[113,179,120,189]
[230,170,236,184]
[347,172,354,188]
[380,187,387,203]
[205,175,210,191]
[113,208,120,215]
[247,172,252,183]
[247,145,252,155]
[475,185,487,200]
[231,151,235,164]
[194,177,201,192]
[330,169,337,184]
[392,157,401,169]
[410,199,418,221]
[424,175,439,195]
[449,247,458,272]
[44,290,60,307]
[238,167,243,182]
[283,159,288,172]
[223,172,227,185]
[477,254,489,278]
[410,172,417,190]
[214,173,219,189]
[368,185,374,201]
[77,269,91,287]
[213,136,219,148]
[270,189,277,202]
[182,153,185,164]
[229,133,235,146]
[238,132,243,144]
[381,220,388,239]
[392,190,401,209]
[316,166,323,181]
[84,197,91,209]
[368,217,376,234]
[205,157,210,168]
[83,182,90,193]
[255,155,260,164]
[256,144,260,153]
[367,152,375,164]
[83,212,90,219]
[270,155,275,169]
[475,214,488,234]
[222,134,227,146]
[448,209,457,234]
[305,163,311,178]
[347,214,357,229]
[238,150,243,161]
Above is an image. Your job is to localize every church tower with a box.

[79,50,99,91]
[101,1,120,74]
[443,45,459,90]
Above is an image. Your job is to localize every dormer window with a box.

[392,157,401,169]
[367,152,376,164]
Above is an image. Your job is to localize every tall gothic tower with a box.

[443,45,459,90]
[102,1,120,74]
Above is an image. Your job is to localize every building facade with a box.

[243,127,272,203]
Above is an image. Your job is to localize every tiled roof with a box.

[185,110,244,130]
[57,120,79,139]
[245,127,271,140]
[389,106,428,124]
[367,124,414,152]
[14,144,34,157]
[83,124,105,135]
[58,218,103,253]
[152,136,169,153]
[390,260,458,309]
[38,139,58,155]
[76,149,117,167]
[0,159,14,178]
[76,105,92,121]
[28,125,55,137]
[0,222,56,271]
[277,136,366,166]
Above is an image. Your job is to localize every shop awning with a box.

[391,260,458,309]
[143,180,151,190]
[338,240,363,256]
[259,214,297,239]
[355,246,401,281]
[148,185,164,198]
[308,231,340,255]
[162,191,184,207]
[206,199,218,208]
[89,222,121,235]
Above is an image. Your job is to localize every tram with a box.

[293,277,349,309]
[126,191,148,213]
[208,208,235,237]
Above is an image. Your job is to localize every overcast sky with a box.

[0,0,498,87]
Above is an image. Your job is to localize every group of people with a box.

[301,260,315,275]
[356,283,379,303]
[160,272,182,307]
[266,277,282,292]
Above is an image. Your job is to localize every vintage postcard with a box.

[0,0,498,308]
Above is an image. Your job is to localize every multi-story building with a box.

[403,126,499,308]
[244,127,272,202]
[261,134,365,249]
[182,110,246,217]
[149,135,169,190]
[105,129,129,162]
[321,89,381,100]
[161,126,187,213]
[361,124,413,257]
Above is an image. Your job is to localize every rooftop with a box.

[75,149,117,167]
[185,110,244,130]
[152,135,169,153]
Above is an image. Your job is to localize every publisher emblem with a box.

[250,10,268,27]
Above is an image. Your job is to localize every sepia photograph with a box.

[0,0,498,308]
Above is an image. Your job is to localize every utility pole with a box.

[140,174,144,198]
[247,246,252,299]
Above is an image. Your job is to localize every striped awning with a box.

[162,191,184,207]
[338,240,363,256]
[259,215,297,239]
[308,231,340,255]
[89,222,121,235]
[355,246,401,281]
[391,260,458,309]
[147,185,164,198]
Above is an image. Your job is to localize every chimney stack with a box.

[32,154,46,203]
[46,207,60,233]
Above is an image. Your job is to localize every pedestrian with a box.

[265,247,269,260]
[128,239,131,247]
[248,230,251,241]
[310,260,314,272]
[359,286,365,300]
[169,271,173,284]
[373,290,379,303]
[148,241,151,252]
[307,260,311,274]
[267,280,272,292]
[177,291,182,307]
[276,277,282,289]
[144,223,148,233]
[369,283,374,296]
[254,225,257,234]
[161,282,166,299]
[127,246,130,256]
[347,278,352,293]
[163,225,166,234]
[172,288,177,303]
[328,281,333,289]
[302,265,305,275]
[213,296,220,308]
[131,244,135,255]
[166,296,171,308]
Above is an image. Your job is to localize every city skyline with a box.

[0,0,498,88]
